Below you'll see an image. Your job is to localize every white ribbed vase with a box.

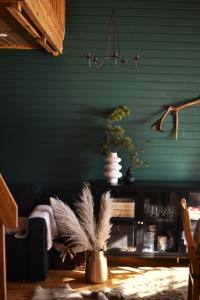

[103,152,122,185]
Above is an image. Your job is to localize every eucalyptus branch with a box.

[107,119,112,153]
[100,105,148,167]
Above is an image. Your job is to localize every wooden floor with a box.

[7,265,189,300]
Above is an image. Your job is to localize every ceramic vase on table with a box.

[103,152,122,185]
[85,250,108,283]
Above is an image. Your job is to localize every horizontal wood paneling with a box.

[0,0,200,191]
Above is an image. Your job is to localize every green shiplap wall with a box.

[1,0,200,190]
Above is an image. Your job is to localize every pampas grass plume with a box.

[96,191,113,250]
[50,183,113,258]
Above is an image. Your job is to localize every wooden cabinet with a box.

[91,180,200,260]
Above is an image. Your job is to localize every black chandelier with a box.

[86,4,141,69]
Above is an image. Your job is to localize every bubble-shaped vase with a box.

[103,152,122,185]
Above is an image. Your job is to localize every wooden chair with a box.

[181,198,200,300]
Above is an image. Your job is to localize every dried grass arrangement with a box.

[50,183,112,261]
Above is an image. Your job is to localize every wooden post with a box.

[0,174,18,300]
[0,222,6,300]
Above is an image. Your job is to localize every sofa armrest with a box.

[28,217,49,281]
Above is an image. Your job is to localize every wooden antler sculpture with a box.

[151,98,200,140]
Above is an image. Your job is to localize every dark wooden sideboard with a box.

[91,180,200,260]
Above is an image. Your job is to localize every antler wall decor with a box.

[151,98,200,140]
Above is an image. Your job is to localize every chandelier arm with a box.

[112,9,115,53]
[97,57,109,69]
[114,7,120,57]
[105,12,113,58]
[111,0,116,53]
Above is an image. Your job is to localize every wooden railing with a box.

[49,0,65,31]
[0,174,18,300]
[0,0,65,55]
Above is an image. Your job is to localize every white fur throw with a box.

[31,278,187,300]
[5,217,28,236]
[30,267,188,300]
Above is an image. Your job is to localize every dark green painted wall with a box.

[1,0,200,190]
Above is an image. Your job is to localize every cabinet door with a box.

[105,192,140,255]
[141,190,179,257]
[106,218,138,254]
